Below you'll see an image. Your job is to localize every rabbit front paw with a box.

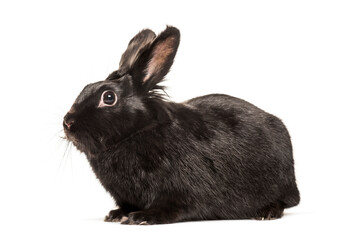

[104,208,127,222]
[121,209,174,225]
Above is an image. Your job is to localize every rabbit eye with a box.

[103,91,115,104]
[98,90,117,107]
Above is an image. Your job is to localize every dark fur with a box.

[63,26,300,224]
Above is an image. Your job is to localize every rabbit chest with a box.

[89,137,176,209]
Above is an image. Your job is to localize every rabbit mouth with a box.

[64,127,103,158]
[63,129,76,144]
[63,129,81,150]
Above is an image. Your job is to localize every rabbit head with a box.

[63,27,180,158]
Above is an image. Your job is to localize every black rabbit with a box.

[63,26,300,225]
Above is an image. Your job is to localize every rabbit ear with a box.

[131,26,180,91]
[118,29,156,75]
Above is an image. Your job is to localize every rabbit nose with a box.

[64,117,75,129]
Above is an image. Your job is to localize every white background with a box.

[1,0,338,239]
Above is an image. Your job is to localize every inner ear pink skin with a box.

[98,91,118,108]
[143,36,176,83]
